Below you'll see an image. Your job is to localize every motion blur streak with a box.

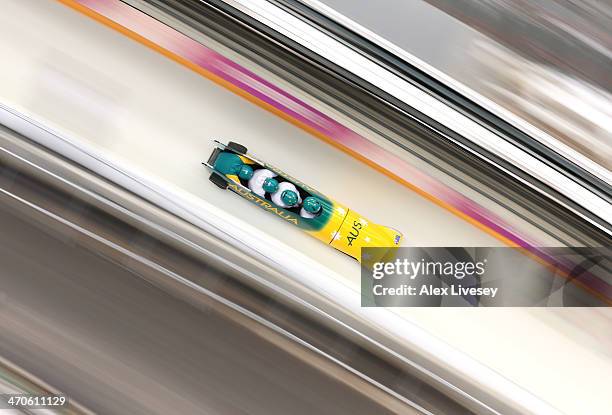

[321,0,612,178]
[0,210,406,415]
[0,357,93,415]
[0,134,419,414]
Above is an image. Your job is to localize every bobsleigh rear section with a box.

[204,141,402,262]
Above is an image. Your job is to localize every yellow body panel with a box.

[328,207,403,262]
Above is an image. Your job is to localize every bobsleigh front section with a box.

[205,141,402,262]
[207,144,339,234]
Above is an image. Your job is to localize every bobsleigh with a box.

[204,141,402,262]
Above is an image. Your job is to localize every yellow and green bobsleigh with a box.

[204,141,402,262]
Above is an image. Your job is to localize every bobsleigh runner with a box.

[203,141,402,263]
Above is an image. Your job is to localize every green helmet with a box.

[262,177,279,193]
[238,164,254,180]
[302,196,322,214]
[281,190,298,206]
